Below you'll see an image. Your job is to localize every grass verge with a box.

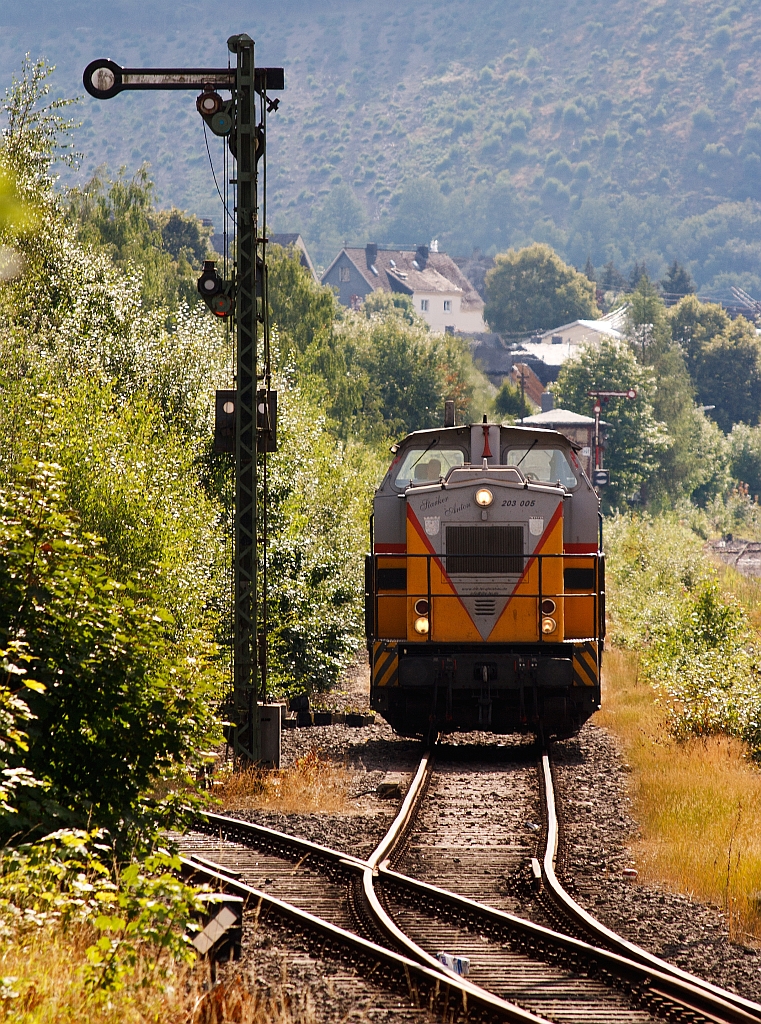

[213,748,353,814]
[597,647,761,942]
[0,921,318,1022]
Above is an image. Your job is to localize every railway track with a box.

[179,744,761,1024]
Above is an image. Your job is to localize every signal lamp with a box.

[474,487,493,507]
[414,599,429,616]
[197,260,233,319]
[210,292,233,317]
[413,616,429,635]
[541,616,557,635]
[210,110,233,135]
[196,89,223,116]
[198,260,222,296]
[541,599,556,615]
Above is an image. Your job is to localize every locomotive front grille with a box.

[445,525,524,574]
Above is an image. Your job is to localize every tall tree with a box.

[554,338,670,506]
[668,294,729,380]
[627,260,649,292]
[696,317,761,432]
[484,243,599,335]
[601,260,626,292]
[661,259,695,297]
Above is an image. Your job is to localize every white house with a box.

[321,243,486,334]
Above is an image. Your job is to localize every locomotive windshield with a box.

[505,446,577,488]
[394,448,466,488]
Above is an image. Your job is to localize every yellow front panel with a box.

[406,515,480,643]
[376,557,407,639]
[488,511,564,642]
[564,556,597,639]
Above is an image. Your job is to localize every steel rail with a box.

[366,748,761,1024]
[181,853,552,1024]
[540,752,761,1023]
[185,748,761,1024]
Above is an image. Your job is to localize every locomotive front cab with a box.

[367,419,603,739]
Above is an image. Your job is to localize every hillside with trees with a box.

[2,0,761,291]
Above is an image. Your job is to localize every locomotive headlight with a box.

[414,615,430,635]
[541,616,557,635]
[475,487,493,507]
[414,599,429,615]
[541,599,556,615]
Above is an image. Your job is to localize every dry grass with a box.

[213,748,353,814]
[597,647,761,941]
[712,559,761,630]
[0,920,319,1023]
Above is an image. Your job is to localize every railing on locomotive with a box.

[371,551,603,644]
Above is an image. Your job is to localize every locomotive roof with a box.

[397,422,577,448]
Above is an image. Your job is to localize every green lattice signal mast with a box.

[83,37,284,762]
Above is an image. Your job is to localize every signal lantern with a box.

[197,260,233,318]
[196,89,223,117]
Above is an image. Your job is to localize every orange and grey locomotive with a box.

[365,416,604,739]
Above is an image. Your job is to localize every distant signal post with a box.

[83,41,284,763]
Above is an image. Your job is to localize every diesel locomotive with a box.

[365,415,604,739]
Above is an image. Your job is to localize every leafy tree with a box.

[727,423,761,498]
[624,285,727,505]
[668,294,729,380]
[154,207,212,263]
[626,273,670,363]
[668,297,761,431]
[386,177,445,243]
[1,55,78,185]
[494,377,532,420]
[583,255,596,282]
[334,313,475,440]
[627,260,649,292]
[661,259,695,297]
[71,167,205,309]
[697,317,761,431]
[264,381,381,694]
[268,240,338,360]
[649,346,728,506]
[362,290,423,326]
[484,243,599,335]
[601,260,626,292]
[554,338,670,505]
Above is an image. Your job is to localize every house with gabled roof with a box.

[321,243,486,334]
[270,233,318,281]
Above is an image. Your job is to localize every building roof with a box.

[510,362,544,408]
[322,245,485,312]
[522,408,600,428]
[537,305,629,343]
[270,233,317,280]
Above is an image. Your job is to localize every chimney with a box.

[444,400,455,427]
[541,392,554,413]
[365,243,378,266]
[416,244,429,267]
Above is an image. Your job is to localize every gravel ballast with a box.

[553,723,761,1003]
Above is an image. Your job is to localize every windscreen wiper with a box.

[515,438,538,469]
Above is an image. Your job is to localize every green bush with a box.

[0,464,219,842]
[606,512,761,754]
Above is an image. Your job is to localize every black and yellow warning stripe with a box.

[572,640,599,688]
[372,641,399,688]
